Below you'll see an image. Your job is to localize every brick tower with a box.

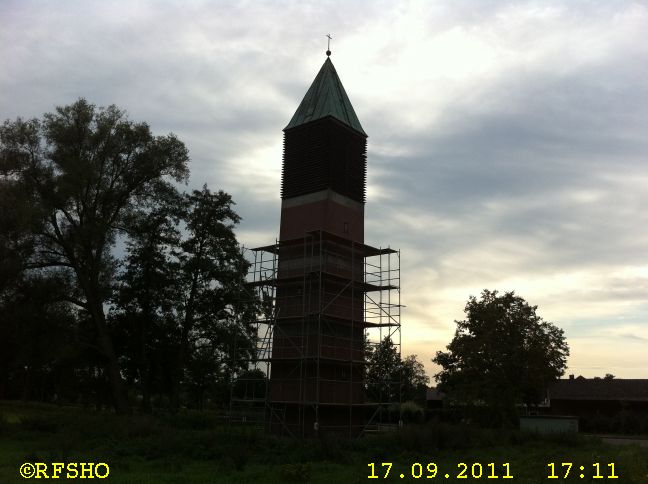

[243,51,401,438]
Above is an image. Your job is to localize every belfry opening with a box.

[232,52,402,438]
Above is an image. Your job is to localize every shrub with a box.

[280,463,312,482]
[164,411,215,430]
[318,432,352,463]
[20,416,58,433]
[0,412,8,435]
[580,411,648,435]
[222,442,251,471]
[400,401,425,424]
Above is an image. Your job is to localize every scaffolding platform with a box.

[229,230,402,438]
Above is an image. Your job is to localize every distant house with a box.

[548,376,648,416]
[426,387,444,410]
[426,378,648,416]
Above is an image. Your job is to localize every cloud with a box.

[2,0,647,378]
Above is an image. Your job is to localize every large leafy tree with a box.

[169,186,256,412]
[0,100,189,414]
[366,337,401,402]
[433,289,569,424]
[113,185,257,412]
[366,337,429,403]
[0,127,41,292]
[401,354,430,403]
[111,187,183,412]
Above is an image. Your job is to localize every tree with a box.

[594,373,616,381]
[168,186,255,412]
[401,354,430,403]
[111,187,183,412]
[366,337,429,404]
[0,132,41,293]
[112,185,257,412]
[0,272,77,401]
[366,337,401,402]
[0,99,189,414]
[433,289,569,425]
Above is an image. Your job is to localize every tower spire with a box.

[285,52,365,135]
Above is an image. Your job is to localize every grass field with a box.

[1,401,647,483]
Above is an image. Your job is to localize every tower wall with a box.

[279,189,364,242]
[270,113,369,437]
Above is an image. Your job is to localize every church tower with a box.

[243,50,401,438]
[280,55,367,242]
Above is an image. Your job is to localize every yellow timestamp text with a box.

[368,462,513,479]
[546,462,618,479]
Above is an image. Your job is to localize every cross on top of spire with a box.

[326,34,332,56]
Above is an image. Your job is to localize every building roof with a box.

[426,387,444,401]
[285,57,366,136]
[548,378,648,402]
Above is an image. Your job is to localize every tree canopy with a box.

[433,289,569,424]
[0,99,256,413]
[366,337,429,404]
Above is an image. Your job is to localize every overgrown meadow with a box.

[1,402,647,483]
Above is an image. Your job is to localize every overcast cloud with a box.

[2,0,647,378]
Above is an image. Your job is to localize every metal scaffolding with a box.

[229,230,401,437]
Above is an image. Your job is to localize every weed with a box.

[0,412,8,435]
[20,416,58,433]
[280,463,311,482]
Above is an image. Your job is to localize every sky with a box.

[2,0,648,379]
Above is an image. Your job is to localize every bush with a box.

[280,463,312,483]
[580,411,648,435]
[164,411,215,430]
[400,401,425,423]
[361,421,499,453]
[318,432,352,463]
[20,416,58,433]
[0,412,8,435]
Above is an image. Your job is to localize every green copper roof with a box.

[285,57,366,136]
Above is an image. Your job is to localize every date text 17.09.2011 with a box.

[368,463,512,479]
[367,462,620,479]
